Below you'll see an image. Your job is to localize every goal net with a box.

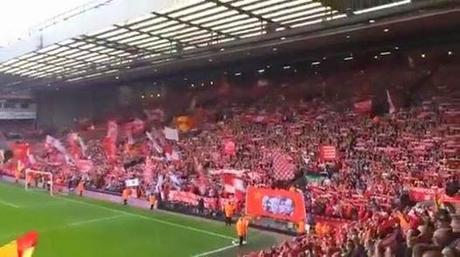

[25,169,54,196]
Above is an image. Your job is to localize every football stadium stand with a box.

[0,1,459,257]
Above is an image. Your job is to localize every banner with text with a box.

[246,186,306,222]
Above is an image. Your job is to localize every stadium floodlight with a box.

[25,169,54,196]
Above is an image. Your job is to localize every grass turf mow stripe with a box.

[0,182,279,257]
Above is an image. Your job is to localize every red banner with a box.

[11,142,29,162]
[245,186,306,222]
[168,191,232,210]
[409,187,437,202]
[319,145,337,161]
[409,187,460,204]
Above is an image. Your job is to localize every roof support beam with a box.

[2,54,91,78]
[153,11,238,42]
[205,0,290,31]
[113,24,200,50]
[77,35,153,56]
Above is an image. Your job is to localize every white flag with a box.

[164,127,179,141]
[386,89,396,114]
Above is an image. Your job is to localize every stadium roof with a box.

[0,0,455,89]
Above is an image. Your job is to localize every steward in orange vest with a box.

[223,201,234,226]
[149,194,157,210]
[236,216,249,246]
[122,188,131,205]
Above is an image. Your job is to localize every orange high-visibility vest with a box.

[297,220,305,234]
[224,202,234,218]
[122,189,131,200]
[149,195,156,205]
[236,218,246,237]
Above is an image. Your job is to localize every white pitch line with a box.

[56,196,235,241]
[0,198,20,208]
[69,214,126,227]
[192,243,239,257]
[0,215,124,242]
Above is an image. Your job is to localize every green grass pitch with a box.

[0,182,280,257]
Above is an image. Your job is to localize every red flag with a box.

[222,138,236,156]
[11,142,30,163]
[354,99,372,113]
[272,150,295,181]
[222,174,245,194]
[102,137,116,162]
[75,159,93,173]
[320,145,337,161]
[0,231,39,257]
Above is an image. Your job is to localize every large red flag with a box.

[102,137,116,161]
[0,231,39,257]
[222,174,245,201]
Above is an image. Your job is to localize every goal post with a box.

[25,169,54,196]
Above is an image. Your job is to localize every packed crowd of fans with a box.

[1,58,459,257]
